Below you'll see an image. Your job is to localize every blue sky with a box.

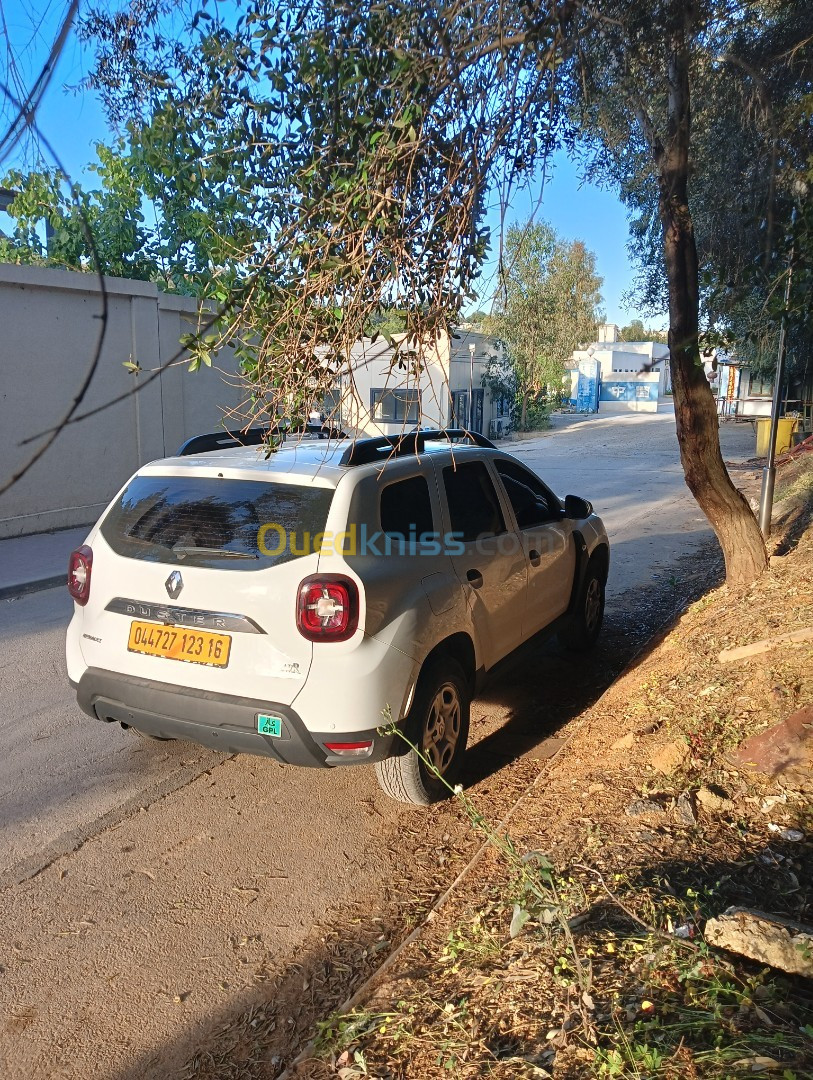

[474,154,653,327]
[1,1,663,329]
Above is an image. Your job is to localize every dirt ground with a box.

[1,424,804,1080]
[277,456,813,1079]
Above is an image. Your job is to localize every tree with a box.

[0,148,157,280]
[619,319,667,344]
[566,1,810,583]
[0,135,266,294]
[364,308,408,341]
[78,0,811,583]
[484,221,602,429]
[619,319,646,343]
[595,6,811,386]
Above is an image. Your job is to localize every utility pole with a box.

[758,215,796,538]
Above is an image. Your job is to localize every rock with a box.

[636,720,662,736]
[676,792,697,824]
[766,823,805,842]
[696,786,730,812]
[731,706,813,780]
[611,732,635,751]
[650,740,689,775]
[704,907,813,978]
[625,798,666,818]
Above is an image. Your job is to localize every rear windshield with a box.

[100,475,334,570]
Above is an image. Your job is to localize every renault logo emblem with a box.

[165,570,184,599]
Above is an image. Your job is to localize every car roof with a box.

[138,437,491,486]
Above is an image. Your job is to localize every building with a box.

[568,323,667,413]
[713,353,812,432]
[326,328,511,439]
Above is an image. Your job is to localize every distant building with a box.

[712,353,811,430]
[568,323,668,413]
[321,328,512,439]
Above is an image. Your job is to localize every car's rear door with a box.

[436,456,527,669]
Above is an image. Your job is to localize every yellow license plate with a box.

[127,621,231,668]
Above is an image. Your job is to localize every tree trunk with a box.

[657,9,767,586]
[520,389,529,430]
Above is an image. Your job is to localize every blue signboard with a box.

[576,359,600,412]
[599,380,659,403]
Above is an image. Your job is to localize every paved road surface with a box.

[0,409,757,1079]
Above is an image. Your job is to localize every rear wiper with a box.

[171,546,258,559]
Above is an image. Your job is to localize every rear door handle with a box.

[528,549,541,566]
[466,568,483,589]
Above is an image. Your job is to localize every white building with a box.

[569,323,668,413]
[322,328,511,439]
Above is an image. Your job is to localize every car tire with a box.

[375,658,470,805]
[560,554,605,652]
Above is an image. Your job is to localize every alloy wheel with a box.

[584,576,602,634]
[422,682,462,776]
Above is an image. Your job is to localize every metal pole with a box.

[758,218,796,537]
[468,342,475,430]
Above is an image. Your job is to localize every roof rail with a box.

[176,427,270,456]
[338,428,495,467]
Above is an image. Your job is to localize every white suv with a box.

[66,429,609,803]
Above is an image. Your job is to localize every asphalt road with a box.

[0,407,758,1079]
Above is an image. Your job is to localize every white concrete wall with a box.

[0,265,244,538]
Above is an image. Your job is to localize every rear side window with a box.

[380,476,434,539]
[442,461,506,543]
[100,475,334,570]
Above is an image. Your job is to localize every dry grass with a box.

[298,456,813,1080]
[177,455,813,1080]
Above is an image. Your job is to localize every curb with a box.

[0,574,65,602]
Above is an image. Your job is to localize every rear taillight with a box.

[296,575,359,642]
[324,741,373,757]
[68,545,93,605]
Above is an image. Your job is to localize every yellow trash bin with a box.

[755,417,798,457]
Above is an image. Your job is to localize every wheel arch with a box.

[567,531,609,613]
[419,632,477,696]
[590,541,610,582]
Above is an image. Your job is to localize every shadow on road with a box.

[462,534,723,789]
[102,542,726,1080]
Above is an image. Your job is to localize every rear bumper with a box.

[74,667,393,767]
